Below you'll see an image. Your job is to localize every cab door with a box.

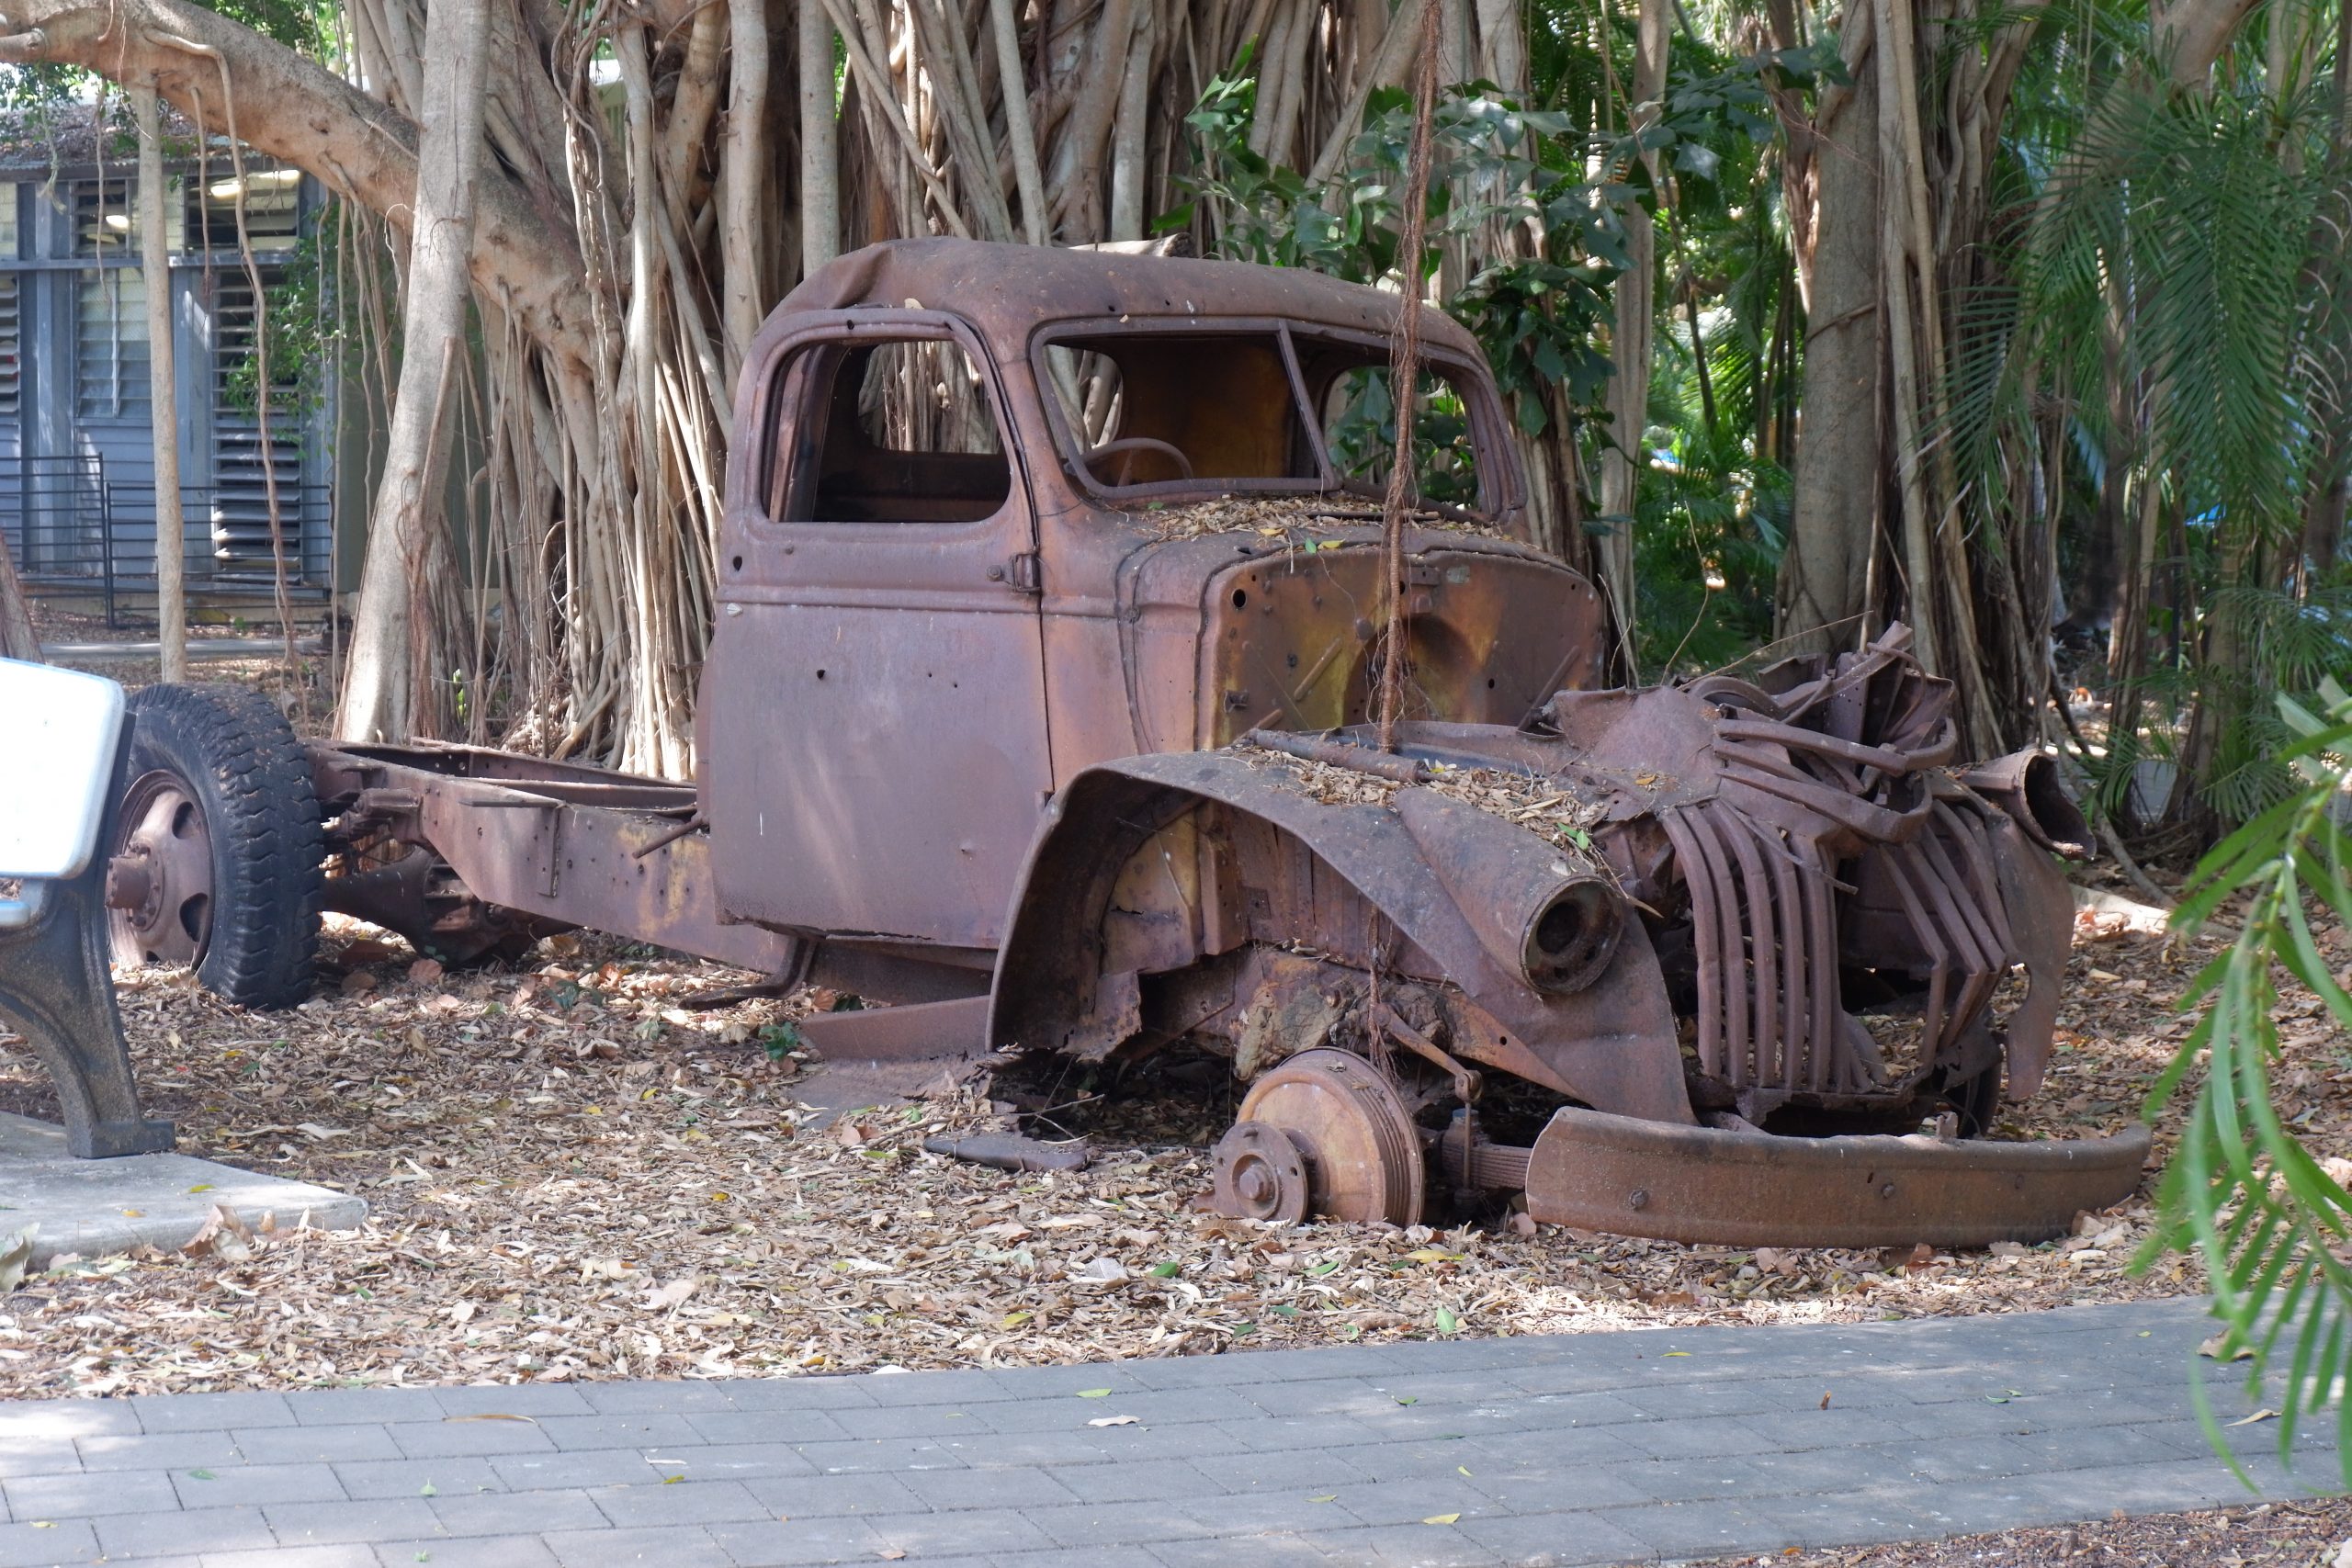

[702,312,1052,950]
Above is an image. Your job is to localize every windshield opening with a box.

[1040,332,1319,491]
[1037,323,1495,518]
[1300,354,1484,513]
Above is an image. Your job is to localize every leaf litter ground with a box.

[0,880,2295,1400]
[1693,1498,2352,1566]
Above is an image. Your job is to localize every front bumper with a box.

[1521,1106,2152,1248]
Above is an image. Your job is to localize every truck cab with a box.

[698,240,1607,954]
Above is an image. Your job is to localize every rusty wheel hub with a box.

[1224,1048,1425,1225]
[106,770,215,967]
[1210,1121,1310,1224]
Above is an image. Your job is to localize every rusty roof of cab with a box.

[765,238,1487,364]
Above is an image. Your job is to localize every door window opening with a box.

[765,336,1010,524]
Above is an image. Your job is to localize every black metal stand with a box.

[0,725,174,1157]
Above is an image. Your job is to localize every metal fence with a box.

[0,454,331,627]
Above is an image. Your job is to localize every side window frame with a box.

[753,311,1022,530]
[1291,335,1517,523]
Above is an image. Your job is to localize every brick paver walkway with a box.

[0,1296,2326,1568]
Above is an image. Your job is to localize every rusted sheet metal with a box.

[1394,788,1625,997]
[1197,548,1606,748]
[990,750,1695,1124]
[755,240,1495,411]
[314,746,999,1010]
[1509,626,2079,1121]
[705,240,1591,952]
[1522,1106,2152,1248]
[1013,622,2077,1140]
[1981,798,2078,1101]
[796,994,992,1063]
[311,746,796,976]
[1960,749,2096,860]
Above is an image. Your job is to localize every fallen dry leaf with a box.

[645,1277,700,1313]
[0,1227,32,1294]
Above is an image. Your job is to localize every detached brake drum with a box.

[1213,1049,1424,1226]
[1209,1122,1309,1224]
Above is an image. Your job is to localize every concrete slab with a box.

[0,1111,366,1265]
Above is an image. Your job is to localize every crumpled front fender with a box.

[989,750,1694,1124]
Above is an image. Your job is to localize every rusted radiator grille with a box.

[1665,800,1854,1094]
[1668,793,2017,1100]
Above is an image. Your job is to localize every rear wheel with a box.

[107,684,322,1009]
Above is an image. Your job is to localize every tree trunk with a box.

[989,0,1048,245]
[134,84,187,685]
[2151,0,2266,82]
[0,546,34,661]
[1599,0,1668,662]
[0,0,593,367]
[799,1,840,271]
[1776,4,1882,658]
[336,0,493,742]
[722,0,771,374]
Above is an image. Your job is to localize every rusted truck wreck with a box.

[74,239,2145,1247]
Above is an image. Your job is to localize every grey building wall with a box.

[0,154,336,606]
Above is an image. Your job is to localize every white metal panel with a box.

[0,658,123,879]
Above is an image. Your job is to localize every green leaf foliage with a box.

[2156,682,2352,1485]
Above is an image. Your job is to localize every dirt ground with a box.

[1695,1500,2352,1565]
[1738,1081,2352,1568]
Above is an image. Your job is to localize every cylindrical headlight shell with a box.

[1520,877,1623,994]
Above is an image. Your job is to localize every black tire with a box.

[114,683,322,1009]
[1949,1060,2005,1139]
